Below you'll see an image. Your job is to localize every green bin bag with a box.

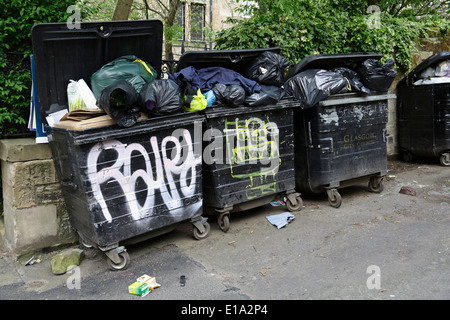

[91,55,158,98]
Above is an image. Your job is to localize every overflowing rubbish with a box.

[397,52,450,166]
[139,79,182,116]
[171,66,261,94]
[31,21,214,271]
[284,57,396,108]
[204,89,216,106]
[46,109,69,127]
[244,84,285,107]
[91,55,157,99]
[212,83,246,107]
[244,51,292,86]
[414,77,450,85]
[287,53,393,208]
[266,212,295,229]
[59,109,106,122]
[184,88,208,111]
[435,60,450,76]
[413,60,450,85]
[331,67,371,94]
[97,80,141,127]
[284,69,348,109]
[356,58,397,92]
[67,79,99,111]
[55,50,401,128]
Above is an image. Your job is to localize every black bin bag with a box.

[331,67,371,94]
[97,80,140,127]
[284,69,347,109]
[212,83,246,107]
[139,79,182,116]
[357,59,397,92]
[244,84,284,106]
[244,51,292,86]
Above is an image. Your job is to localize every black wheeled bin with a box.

[288,53,395,208]
[174,48,303,232]
[397,51,450,166]
[31,20,210,270]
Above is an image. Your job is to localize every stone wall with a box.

[0,138,77,256]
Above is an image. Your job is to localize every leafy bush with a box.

[0,0,74,137]
[215,0,450,72]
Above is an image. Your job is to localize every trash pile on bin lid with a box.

[60,52,398,127]
[61,55,182,128]
[169,51,291,109]
[284,58,397,109]
[60,51,293,128]
[413,60,450,85]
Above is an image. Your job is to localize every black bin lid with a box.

[175,47,281,74]
[401,51,450,84]
[286,52,382,80]
[31,20,163,125]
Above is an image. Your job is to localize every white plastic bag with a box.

[435,60,450,77]
[420,67,435,79]
[67,79,99,111]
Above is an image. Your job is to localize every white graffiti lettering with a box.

[86,129,200,223]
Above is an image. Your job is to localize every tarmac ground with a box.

[0,159,449,306]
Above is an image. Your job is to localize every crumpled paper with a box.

[266,212,295,229]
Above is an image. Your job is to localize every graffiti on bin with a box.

[86,129,201,223]
[224,116,280,199]
[320,104,387,126]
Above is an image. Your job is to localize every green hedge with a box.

[0,0,74,137]
[215,0,450,72]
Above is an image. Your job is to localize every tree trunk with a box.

[112,0,133,20]
[164,0,181,60]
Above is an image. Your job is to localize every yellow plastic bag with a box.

[184,89,207,112]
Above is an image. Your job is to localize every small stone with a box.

[399,186,416,196]
[51,248,84,275]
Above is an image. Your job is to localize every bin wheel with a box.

[368,177,384,193]
[217,213,230,233]
[193,221,211,240]
[286,195,303,212]
[327,189,342,208]
[106,251,130,271]
[440,153,450,166]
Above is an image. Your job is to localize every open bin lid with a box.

[286,52,382,80]
[175,47,281,74]
[401,51,450,84]
[31,20,163,125]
